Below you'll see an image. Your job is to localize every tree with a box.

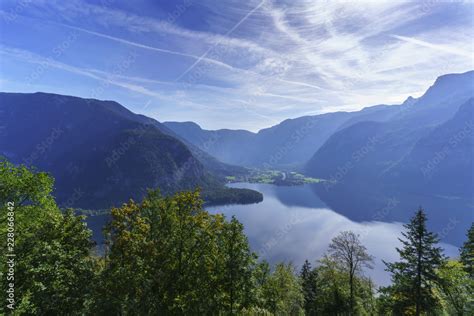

[383,207,446,315]
[314,255,350,315]
[0,159,95,315]
[328,230,374,315]
[252,260,271,308]
[436,260,473,316]
[300,259,318,315]
[95,189,258,315]
[261,263,304,315]
[460,223,474,277]
[221,216,255,314]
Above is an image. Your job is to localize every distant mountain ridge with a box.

[387,98,474,197]
[305,70,474,198]
[164,70,474,215]
[165,107,399,169]
[1,70,472,211]
[0,92,260,208]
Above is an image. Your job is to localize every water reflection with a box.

[207,183,459,286]
[312,182,473,246]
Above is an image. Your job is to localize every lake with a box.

[85,182,463,286]
[207,183,460,286]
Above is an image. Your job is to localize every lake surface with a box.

[207,183,460,286]
[85,182,464,286]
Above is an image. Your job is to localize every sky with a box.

[0,0,473,131]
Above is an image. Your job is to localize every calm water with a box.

[85,182,463,286]
[207,183,460,286]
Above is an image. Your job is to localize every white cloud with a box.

[391,34,473,58]
[1,0,473,130]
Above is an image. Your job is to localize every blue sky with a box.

[0,0,473,131]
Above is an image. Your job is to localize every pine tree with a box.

[383,207,446,316]
[459,223,473,277]
[300,259,318,315]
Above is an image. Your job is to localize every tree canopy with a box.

[1,159,472,315]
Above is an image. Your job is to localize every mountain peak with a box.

[402,96,416,106]
[433,69,474,85]
[164,121,203,131]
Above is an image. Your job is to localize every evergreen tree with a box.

[300,259,318,315]
[460,223,474,277]
[383,207,446,315]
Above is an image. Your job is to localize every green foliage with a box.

[436,260,473,315]
[1,159,471,315]
[202,187,263,206]
[300,260,318,315]
[93,189,257,314]
[307,256,376,315]
[0,158,55,211]
[460,223,474,277]
[251,260,272,308]
[382,207,446,315]
[228,169,322,186]
[221,216,256,313]
[328,230,374,314]
[0,159,96,315]
[259,263,304,316]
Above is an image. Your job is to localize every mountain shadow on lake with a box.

[311,181,472,246]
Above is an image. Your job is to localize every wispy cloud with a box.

[0,45,166,99]
[59,23,240,72]
[1,0,473,130]
[391,34,473,59]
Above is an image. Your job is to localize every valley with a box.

[1,71,472,249]
[2,1,473,313]
[1,70,473,287]
[226,169,323,186]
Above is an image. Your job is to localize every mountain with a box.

[165,72,474,172]
[387,98,474,197]
[96,104,251,179]
[305,70,474,198]
[336,103,403,131]
[0,92,261,208]
[164,105,400,169]
[251,112,353,168]
[163,121,256,167]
